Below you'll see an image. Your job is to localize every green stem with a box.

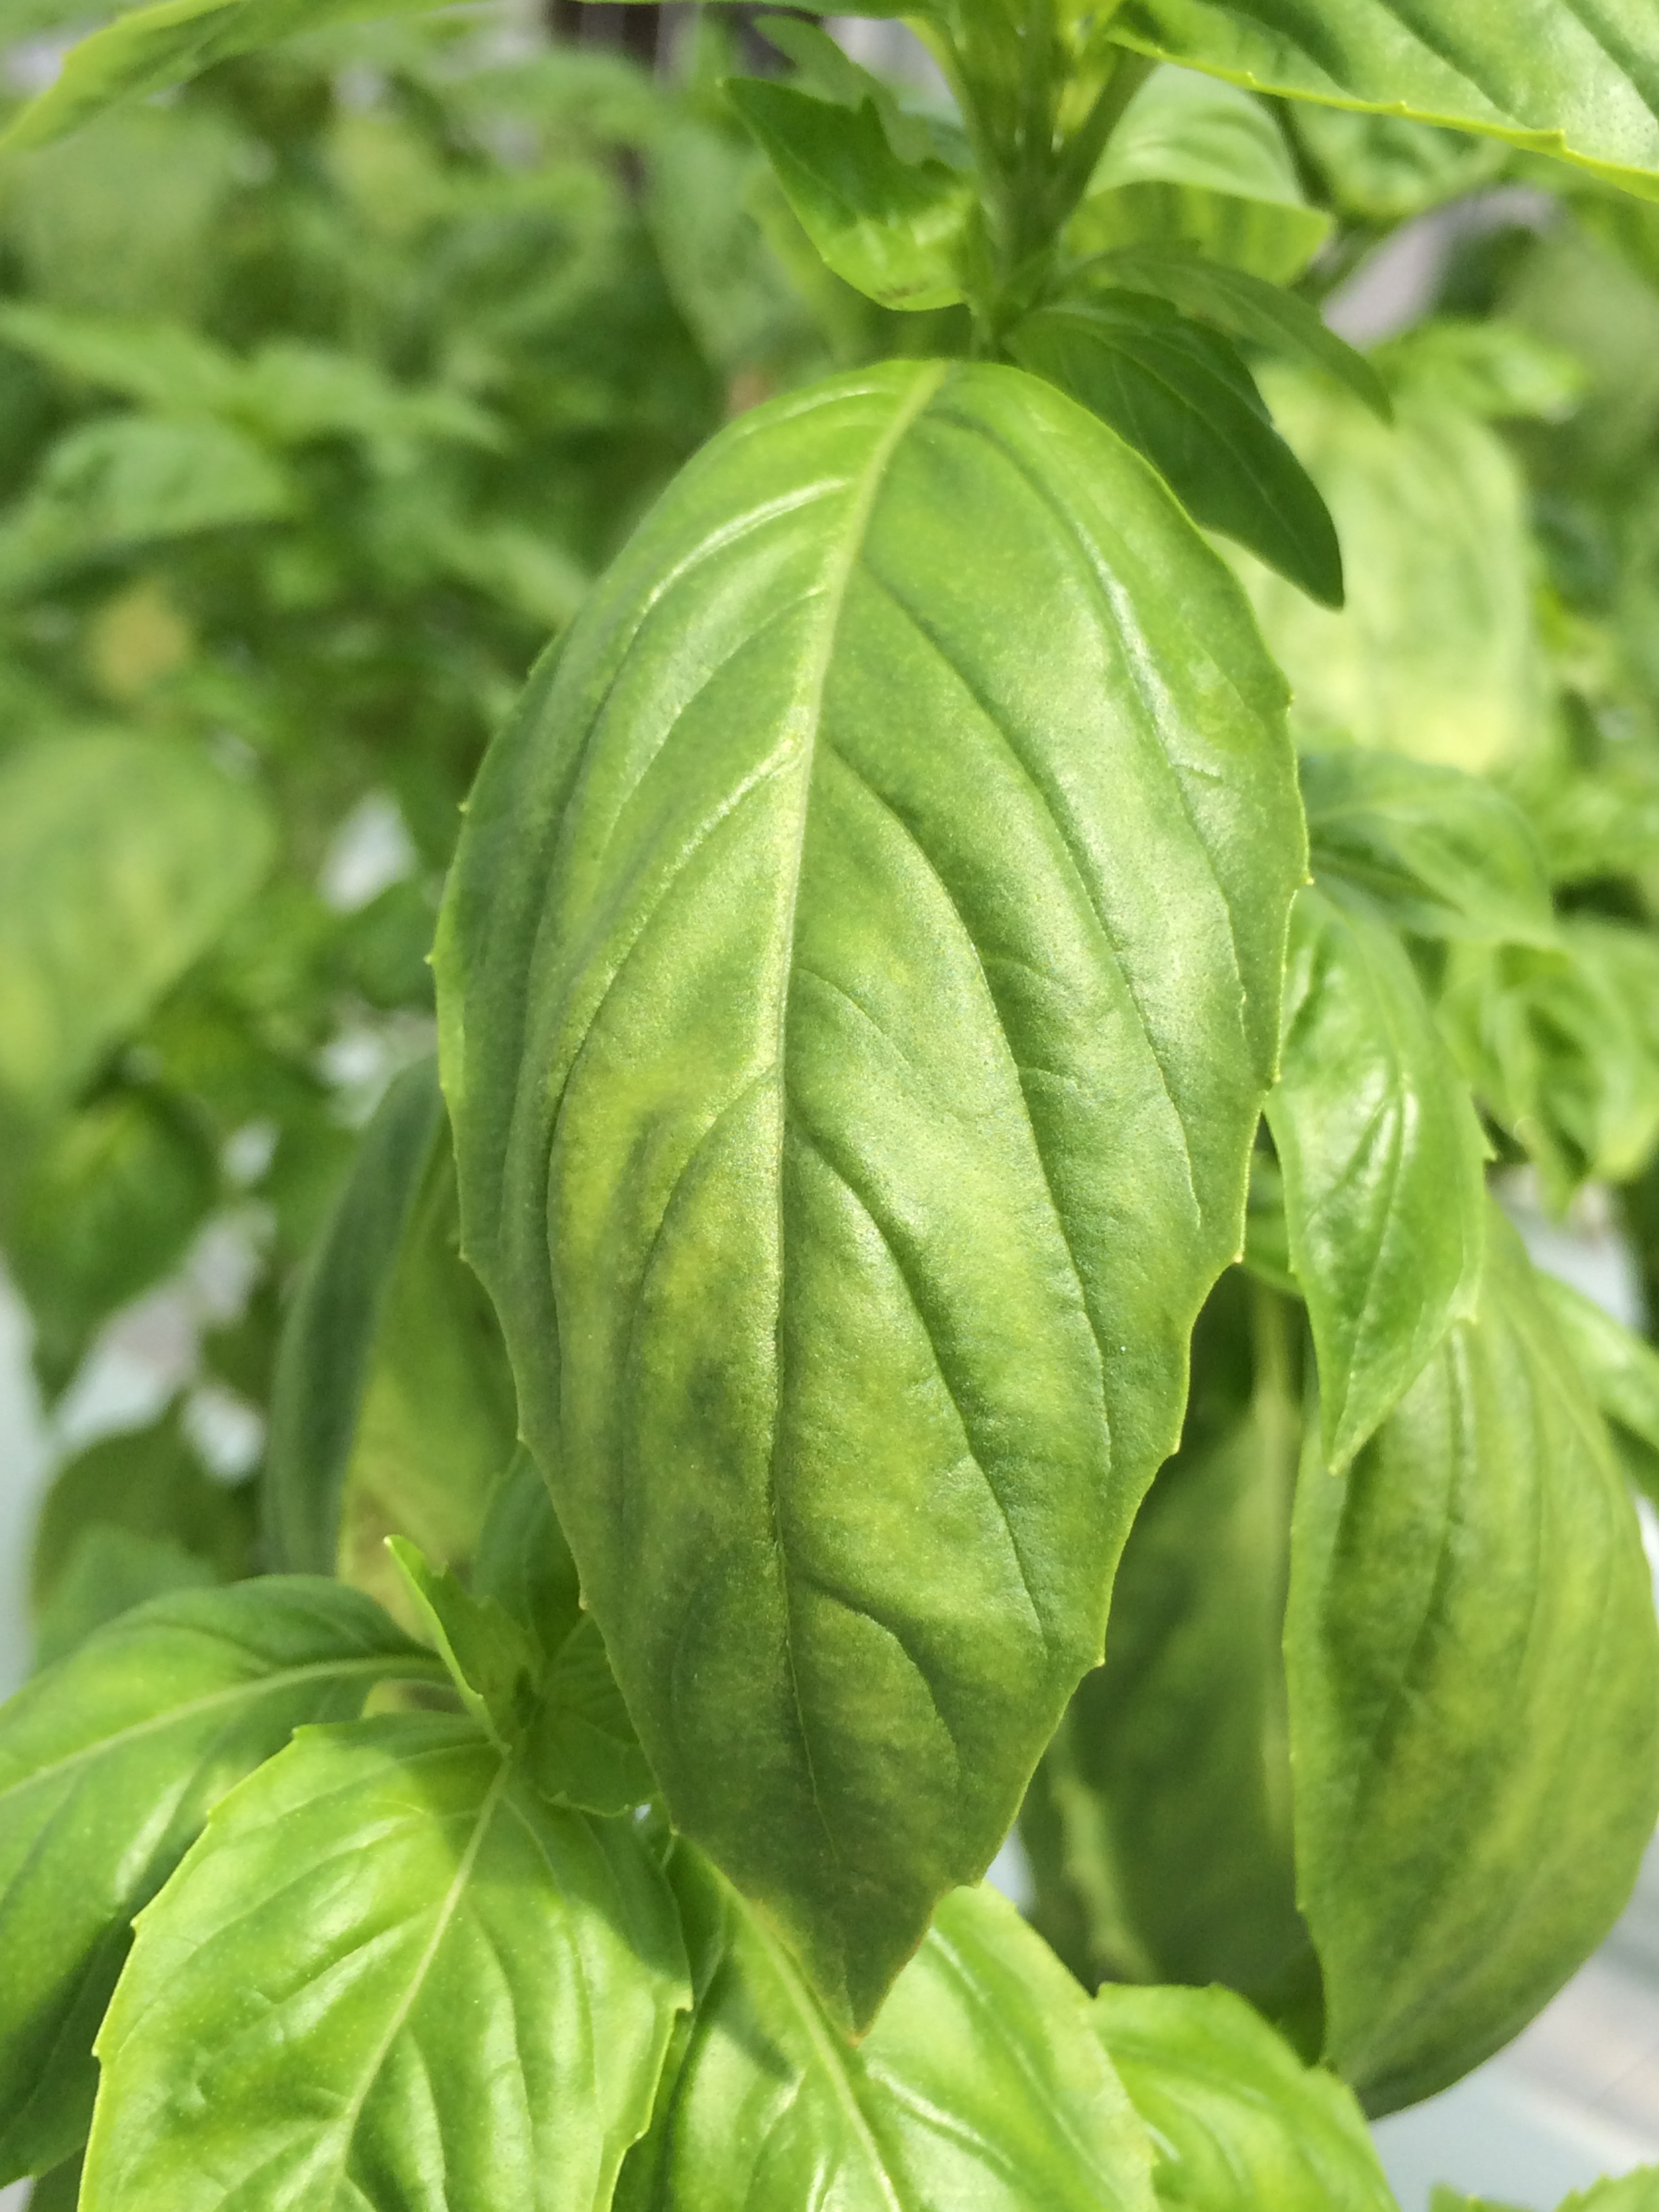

[1045,47,1155,238]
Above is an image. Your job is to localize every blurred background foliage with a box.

[7,3,1659,1675]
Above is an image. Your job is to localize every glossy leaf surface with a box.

[83,1715,689,2212]
[0,1581,434,2182]
[618,1849,1155,2212]
[1301,751,1556,948]
[1022,1272,1311,2019]
[438,357,1302,2027]
[1288,1215,1659,2113]
[1237,373,1543,771]
[1109,1,1659,199]
[725,80,970,313]
[1070,64,1330,284]
[1267,887,1487,1469]
[1095,1982,1397,2211]
[0,731,274,1116]
[1011,294,1342,603]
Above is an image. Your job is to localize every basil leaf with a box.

[1534,1271,1659,1504]
[1011,293,1343,605]
[1291,108,1511,225]
[0,1580,436,2183]
[724,79,971,313]
[471,1446,583,1664]
[1267,887,1487,1469]
[1236,371,1544,773]
[264,1055,517,1616]
[1107,2,1659,201]
[1069,64,1331,285]
[0,731,274,1119]
[1080,245,1391,419]
[1300,751,1557,949]
[438,358,1303,2028]
[1,1087,218,1396]
[388,1537,539,1748]
[1288,1213,1659,2114]
[618,1849,1156,2212]
[1022,1271,1312,2022]
[82,1715,690,2212]
[1094,1982,1398,2211]
[1435,2184,1659,2212]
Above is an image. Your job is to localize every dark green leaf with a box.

[1,1088,218,1395]
[264,1056,517,1616]
[33,1530,220,1673]
[82,1714,690,2212]
[1288,1213,1659,2113]
[1236,372,1544,772]
[725,80,970,314]
[0,1580,436,2183]
[1022,1271,1313,2021]
[437,358,1303,2029]
[1267,886,1488,1469]
[1107,3,1659,201]
[1069,64,1331,285]
[0,732,274,1117]
[26,2155,83,2212]
[1300,750,1557,949]
[471,1445,583,1664]
[1078,245,1391,419]
[1010,293,1343,605]
[618,1847,1156,2211]
[1095,1982,1398,2211]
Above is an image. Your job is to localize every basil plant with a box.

[9,0,1659,2205]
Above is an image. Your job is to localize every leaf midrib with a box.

[0,1652,447,1814]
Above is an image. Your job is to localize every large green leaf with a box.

[1288,1213,1659,2114]
[437,357,1303,2029]
[1267,886,1487,1469]
[1010,293,1343,603]
[724,79,971,314]
[617,1849,1156,2211]
[1021,1271,1313,2023]
[0,731,275,1118]
[1300,751,1557,949]
[1069,64,1331,284]
[1094,1982,1398,2212]
[264,1055,518,1616]
[1107,2,1659,201]
[1236,371,1544,772]
[82,1714,689,2212]
[0,1580,436,2182]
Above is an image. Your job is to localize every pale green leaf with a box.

[264,1056,517,1620]
[1288,1212,1659,2113]
[618,1850,1156,2212]
[0,731,274,1117]
[0,1580,436,2183]
[1070,64,1331,284]
[1534,1271,1659,1506]
[388,1536,537,1749]
[1021,1271,1312,2020]
[1095,1982,1399,2211]
[82,1715,690,2212]
[2,0,458,153]
[1108,2,1659,201]
[1235,371,1544,772]
[437,358,1303,2029]
[725,79,971,312]
[1267,886,1488,1469]
[1011,293,1343,603]
[1376,319,1587,423]
[1300,750,1557,948]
